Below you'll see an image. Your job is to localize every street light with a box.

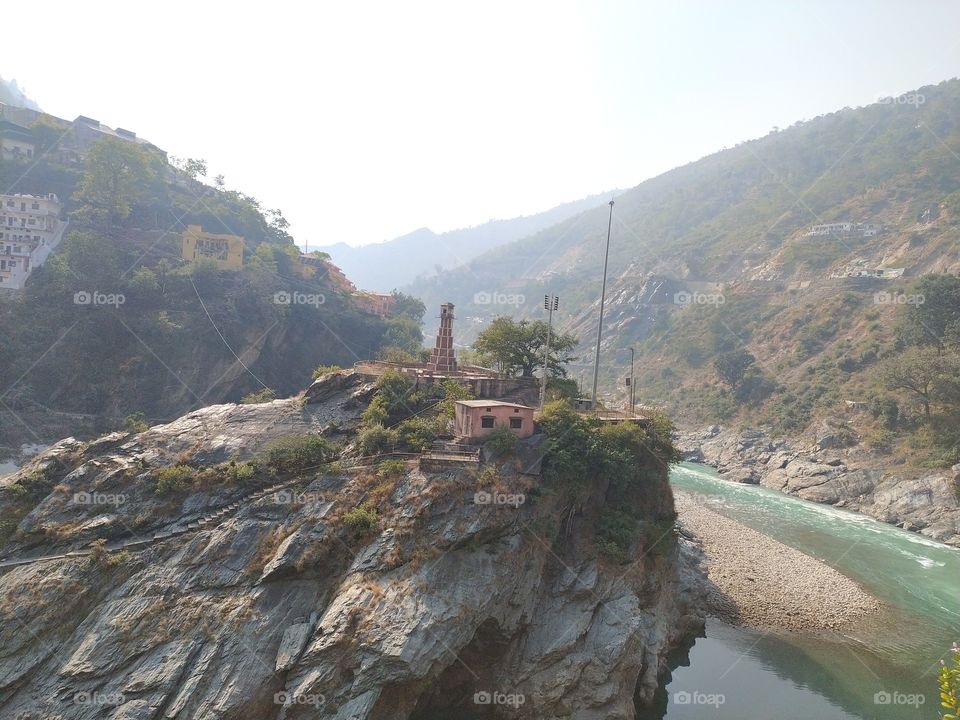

[539,294,559,410]
[591,200,615,408]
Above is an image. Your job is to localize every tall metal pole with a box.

[539,294,557,410]
[629,347,635,417]
[591,200,615,407]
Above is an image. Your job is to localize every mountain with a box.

[317,191,617,291]
[412,78,960,478]
[0,115,417,454]
[0,76,39,109]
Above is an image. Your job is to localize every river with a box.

[642,462,960,720]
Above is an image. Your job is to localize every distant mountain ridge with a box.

[409,77,960,426]
[316,191,617,291]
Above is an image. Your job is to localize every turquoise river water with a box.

[641,462,960,720]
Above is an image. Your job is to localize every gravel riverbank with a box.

[675,490,883,633]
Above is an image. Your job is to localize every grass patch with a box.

[343,504,380,539]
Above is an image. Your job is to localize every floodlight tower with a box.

[539,294,559,410]
[591,200,615,407]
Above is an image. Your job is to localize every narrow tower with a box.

[427,303,457,373]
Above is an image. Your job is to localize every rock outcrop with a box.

[0,371,707,719]
[677,426,960,547]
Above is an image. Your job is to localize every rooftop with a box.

[456,400,533,409]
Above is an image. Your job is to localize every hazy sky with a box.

[4,1,960,248]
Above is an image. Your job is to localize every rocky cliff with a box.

[677,425,960,547]
[0,372,706,720]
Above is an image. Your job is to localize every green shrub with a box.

[377,459,406,479]
[343,504,379,538]
[937,642,960,718]
[241,388,276,404]
[311,364,342,380]
[484,425,519,456]
[597,510,638,563]
[396,417,440,452]
[356,424,398,455]
[266,435,335,473]
[224,460,256,483]
[866,429,896,453]
[124,412,149,433]
[438,379,474,418]
[362,371,414,426]
[154,464,194,495]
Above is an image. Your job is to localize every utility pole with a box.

[628,347,635,417]
[591,200,615,408]
[539,294,558,410]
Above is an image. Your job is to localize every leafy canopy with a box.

[473,317,577,377]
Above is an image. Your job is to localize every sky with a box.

[3,0,960,248]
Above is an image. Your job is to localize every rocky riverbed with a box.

[675,491,882,633]
[676,425,960,547]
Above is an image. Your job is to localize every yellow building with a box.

[181,225,244,271]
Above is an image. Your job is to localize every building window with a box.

[481,416,495,429]
[514,408,520,413]
[510,417,523,429]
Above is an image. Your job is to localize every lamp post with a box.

[539,294,558,410]
[591,200,615,409]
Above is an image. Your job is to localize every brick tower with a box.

[427,303,457,373]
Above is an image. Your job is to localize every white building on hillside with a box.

[0,193,65,291]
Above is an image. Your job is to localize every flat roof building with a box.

[454,400,535,440]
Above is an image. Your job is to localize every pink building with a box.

[454,400,535,440]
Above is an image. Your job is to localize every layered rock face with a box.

[0,372,705,720]
[677,426,960,547]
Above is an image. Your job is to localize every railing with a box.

[421,448,481,463]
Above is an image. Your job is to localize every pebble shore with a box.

[675,490,882,633]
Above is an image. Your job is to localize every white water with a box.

[648,462,960,720]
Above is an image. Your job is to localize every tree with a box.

[73,137,158,225]
[171,156,208,180]
[381,316,424,355]
[713,350,756,388]
[391,292,426,322]
[473,317,578,377]
[879,346,959,418]
[897,274,960,351]
[30,116,65,154]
